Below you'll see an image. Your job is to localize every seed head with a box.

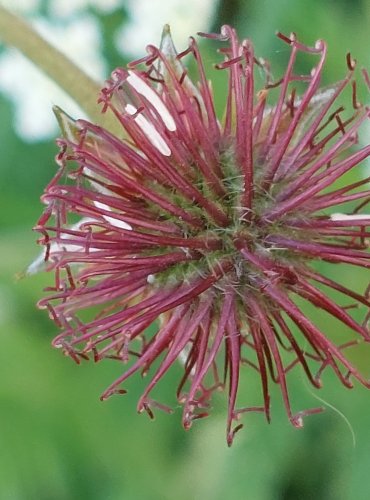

[34,26,370,445]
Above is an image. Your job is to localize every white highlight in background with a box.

[115,0,217,57]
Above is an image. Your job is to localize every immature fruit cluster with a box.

[35,26,370,444]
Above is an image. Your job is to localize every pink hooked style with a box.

[33,26,370,445]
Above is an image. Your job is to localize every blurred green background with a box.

[1,0,370,499]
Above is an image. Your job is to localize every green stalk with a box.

[0,5,121,135]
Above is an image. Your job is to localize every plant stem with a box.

[0,6,121,135]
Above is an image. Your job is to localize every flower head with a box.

[35,26,370,445]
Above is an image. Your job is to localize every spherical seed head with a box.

[35,26,370,445]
